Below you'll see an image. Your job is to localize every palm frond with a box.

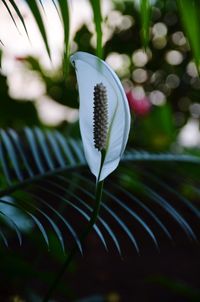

[7,0,30,39]
[25,0,51,60]
[1,0,50,58]
[89,0,103,58]
[57,0,70,74]
[139,0,152,49]
[177,0,200,70]
[2,0,21,34]
[2,0,200,71]
[0,128,199,254]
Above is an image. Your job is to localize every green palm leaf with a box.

[0,128,199,254]
[177,0,200,70]
[8,0,30,39]
[25,0,51,60]
[139,0,152,49]
[3,0,200,73]
[1,0,50,58]
[57,0,70,74]
[3,0,70,71]
[89,0,103,58]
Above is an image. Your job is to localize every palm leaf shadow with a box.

[0,127,199,254]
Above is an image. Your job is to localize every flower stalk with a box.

[43,178,104,302]
[43,50,131,301]
[43,84,107,302]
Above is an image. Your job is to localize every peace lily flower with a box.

[44,52,131,302]
[70,52,131,181]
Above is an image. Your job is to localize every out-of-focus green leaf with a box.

[140,0,152,49]
[74,25,93,54]
[51,0,61,19]
[8,0,29,39]
[134,104,175,151]
[0,74,40,128]
[148,275,200,302]
[23,56,79,109]
[89,0,103,58]
[2,0,20,33]
[57,0,70,74]
[25,0,51,60]
[38,0,46,14]
[177,0,200,71]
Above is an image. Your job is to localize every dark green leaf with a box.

[0,128,199,252]
[140,0,152,49]
[8,0,30,39]
[177,0,200,70]
[57,0,70,74]
[2,0,20,33]
[89,0,103,58]
[25,0,51,60]
[0,130,23,182]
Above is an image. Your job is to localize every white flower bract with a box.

[70,51,131,181]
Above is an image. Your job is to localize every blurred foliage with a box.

[0,73,40,128]
[177,0,200,70]
[89,0,103,58]
[133,103,176,150]
[0,0,200,301]
[23,56,79,109]
[1,0,199,150]
[148,275,200,302]
[140,0,152,49]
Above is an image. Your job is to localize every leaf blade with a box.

[89,0,103,58]
[57,0,70,74]
[25,0,51,60]
[177,0,200,70]
[140,0,152,49]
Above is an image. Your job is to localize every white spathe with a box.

[70,51,131,181]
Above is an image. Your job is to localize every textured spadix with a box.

[70,52,131,181]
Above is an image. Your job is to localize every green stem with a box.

[42,153,105,302]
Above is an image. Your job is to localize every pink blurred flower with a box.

[15,56,27,62]
[126,90,152,116]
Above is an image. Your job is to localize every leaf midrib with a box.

[1,151,200,198]
[0,163,86,198]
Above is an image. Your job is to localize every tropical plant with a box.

[0,127,200,301]
[2,0,200,72]
[0,0,200,301]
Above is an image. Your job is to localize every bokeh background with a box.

[0,0,200,301]
[1,0,200,150]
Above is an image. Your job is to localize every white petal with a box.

[70,52,131,181]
